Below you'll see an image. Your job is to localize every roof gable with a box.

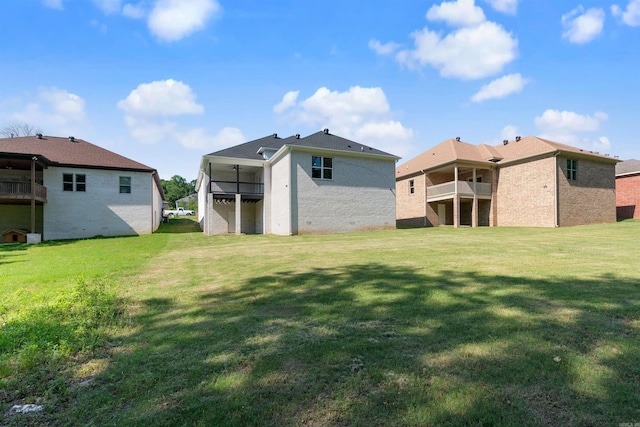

[206,130,398,161]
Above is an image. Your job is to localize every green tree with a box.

[161,175,195,208]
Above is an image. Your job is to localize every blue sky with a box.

[1,0,639,180]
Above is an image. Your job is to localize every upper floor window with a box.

[409,179,415,194]
[312,156,332,179]
[120,176,131,193]
[63,173,85,192]
[567,159,577,181]
[75,174,86,192]
[63,174,73,191]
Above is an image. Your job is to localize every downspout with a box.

[554,152,560,227]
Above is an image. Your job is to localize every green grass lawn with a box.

[2,219,639,426]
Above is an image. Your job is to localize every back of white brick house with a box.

[197,130,399,235]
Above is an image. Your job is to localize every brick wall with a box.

[396,173,425,223]
[616,174,640,219]
[495,156,557,227]
[557,156,616,226]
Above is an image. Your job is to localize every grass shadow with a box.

[49,263,640,426]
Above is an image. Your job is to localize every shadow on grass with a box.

[156,218,201,234]
[51,265,640,426]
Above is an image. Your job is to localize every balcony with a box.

[210,180,264,202]
[427,181,492,202]
[0,181,47,202]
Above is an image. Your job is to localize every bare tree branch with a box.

[0,123,43,138]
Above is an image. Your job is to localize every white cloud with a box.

[594,136,611,151]
[396,21,517,80]
[471,73,529,102]
[124,116,177,144]
[148,0,221,42]
[426,0,486,27]
[122,3,146,19]
[535,109,607,133]
[275,86,413,156]
[273,90,299,114]
[117,79,204,116]
[562,6,605,44]
[612,0,640,26]
[174,126,245,150]
[42,0,63,10]
[484,0,517,15]
[10,87,87,135]
[92,0,121,14]
[368,39,400,55]
[534,109,611,150]
[501,125,518,141]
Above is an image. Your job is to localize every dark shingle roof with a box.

[0,135,155,171]
[616,159,640,176]
[207,130,398,160]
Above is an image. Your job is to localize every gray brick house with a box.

[196,129,399,235]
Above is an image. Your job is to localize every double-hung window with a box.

[312,156,332,179]
[409,179,415,194]
[120,176,131,193]
[567,159,577,181]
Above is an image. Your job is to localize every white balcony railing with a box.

[427,180,491,201]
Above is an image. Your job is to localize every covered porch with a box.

[0,156,48,243]
[204,158,266,235]
[425,163,496,228]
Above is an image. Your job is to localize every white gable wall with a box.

[293,150,397,234]
[43,167,154,240]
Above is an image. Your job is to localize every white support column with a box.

[453,165,460,228]
[472,167,478,228]
[235,193,242,235]
[263,164,271,234]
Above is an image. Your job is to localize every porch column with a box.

[453,165,459,228]
[472,167,478,228]
[263,164,272,234]
[423,172,428,226]
[235,193,242,235]
[490,167,497,227]
[30,158,36,233]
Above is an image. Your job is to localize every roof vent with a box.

[323,128,329,134]
[272,133,277,138]
[68,136,75,142]
[503,139,508,145]
[36,133,43,139]
[455,136,460,141]
[614,155,619,159]
[295,134,300,139]
[515,136,521,142]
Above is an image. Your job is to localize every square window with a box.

[311,156,332,180]
[120,176,131,194]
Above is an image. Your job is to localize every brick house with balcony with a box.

[615,159,640,220]
[396,136,618,228]
[0,134,164,242]
[196,129,399,235]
